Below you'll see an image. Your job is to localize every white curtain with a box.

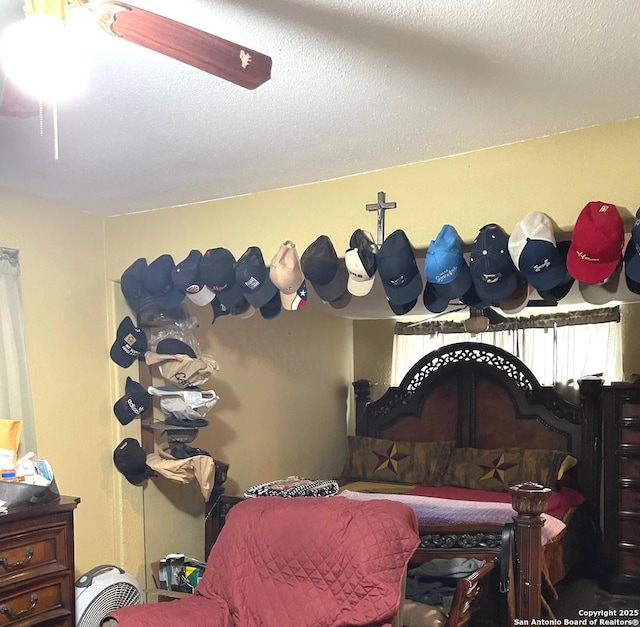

[391,322,622,390]
[0,248,37,455]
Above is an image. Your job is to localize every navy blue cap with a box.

[113,377,152,426]
[143,255,185,311]
[210,297,232,324]
[110,316,148,368]
[423,282,450,314]
[536,241,575,302]
[624,208,640,284]
[199,248,245,307]
[235,246,279,308]
[386,297,417,315]
[300,235,349,303]
[120,258,158,316]
[469,224,517,303]
[172,250,216,306]
[377,229,423,305]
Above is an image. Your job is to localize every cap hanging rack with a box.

[365,191,396,246]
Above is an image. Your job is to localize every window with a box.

[0,248,37,455]
[392,307,622,392]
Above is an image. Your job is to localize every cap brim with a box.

[123,469,151,486]
[381,269,423,305]
[309,265,349,302]
[347,274,375,296]
[280,281,308,310]
[473,271,517,303]
[153,287,185,311]
[430,267,472,300]
[423,283,450,313]
[461,284,492,310]
[537,275,575,302]
[110,343,137,368]
[113,398,135,425]
[329,291,352,309]
[579,268,621,305]
[186,286,216,306]
[242,279,279,309]
[387,298,417,315]
[260,294,282,320]
[624,239,640,283]
[625,272,640,295]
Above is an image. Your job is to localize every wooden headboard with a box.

[353,342,603,509]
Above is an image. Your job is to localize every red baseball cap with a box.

[567,201,624,284]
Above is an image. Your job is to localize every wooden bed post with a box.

[509,482,552,622]
[352,379,372,434]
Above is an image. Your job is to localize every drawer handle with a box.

[0,547,34,571]
[0,594,38,619]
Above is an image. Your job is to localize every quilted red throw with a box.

[104,496,419,627]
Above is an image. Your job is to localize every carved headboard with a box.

[353,342,603,509]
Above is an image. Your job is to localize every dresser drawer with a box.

[618,547,640,575]
[619,488,640,512]
[619,456,640,481]
[619,519,640,545]
[0,523,69,588]
[0,573,73,626]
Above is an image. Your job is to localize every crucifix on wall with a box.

[365,191,396,246]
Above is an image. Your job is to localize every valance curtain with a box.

[0,248,37,455]
[391,308,623,393]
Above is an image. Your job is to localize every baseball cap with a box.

[231,296,256,318]
[345,229,378,297]
[210,298,232,324]
[536,240,575,302]
[377,229,423,305]
[460,282,491,310]
[156,338,197,359]
[260,290,282,320]
[143,255,185,311]
[113,438,152,486]
[424,224,472,300]
[113,377,152,425]
[567,201,624,284]
[120,258,158,317]
[235,246,278,308]
[508,212,566,291]
[110,316,148,368]
[423,282,450,314]
[469,224,517,303]
[269,241,308,310]
[199,248,245,307]
[624,208,640,285]
[300,235,349,303]
[171,250,216,306]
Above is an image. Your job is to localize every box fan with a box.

[75,564,142,627]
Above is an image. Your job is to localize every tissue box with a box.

[0,477,60,508]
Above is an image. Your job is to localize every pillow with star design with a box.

[441,447,577,492]
[341,436,455,485]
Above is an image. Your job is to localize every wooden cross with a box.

[365,191,396,246]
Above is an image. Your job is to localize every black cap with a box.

[260,290,282,320]
[300,235,349,303]
[377,229,423,305]
[235,246,279,308]
[113,438,151,486]
[113,377,152,425]
[423,282,450,314]
[199,248,245,307]
[110,317,148,368]
[156,338,197,359]
[120,258,158,316]
[210,298,232,324]
[143,255,185,310]
[386,298,417,315]
[171,250,216,306]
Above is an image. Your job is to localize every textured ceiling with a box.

[1,0,640,217]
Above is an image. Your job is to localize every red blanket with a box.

[104,496,419,627]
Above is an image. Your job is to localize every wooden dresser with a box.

[0,496,80,627]
[602,384,640,594]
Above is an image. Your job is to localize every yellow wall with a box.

[3,117,640,591]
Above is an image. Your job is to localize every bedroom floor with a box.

[550,578,640,617]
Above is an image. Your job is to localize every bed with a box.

[346,341,602,622]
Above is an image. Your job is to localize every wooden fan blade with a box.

[105,4,272,90]
[0,76,43,118]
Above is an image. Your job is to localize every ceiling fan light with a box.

[1,13,87,101]
[463,313,490,334]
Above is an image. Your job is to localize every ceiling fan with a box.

[0,0,272,117]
